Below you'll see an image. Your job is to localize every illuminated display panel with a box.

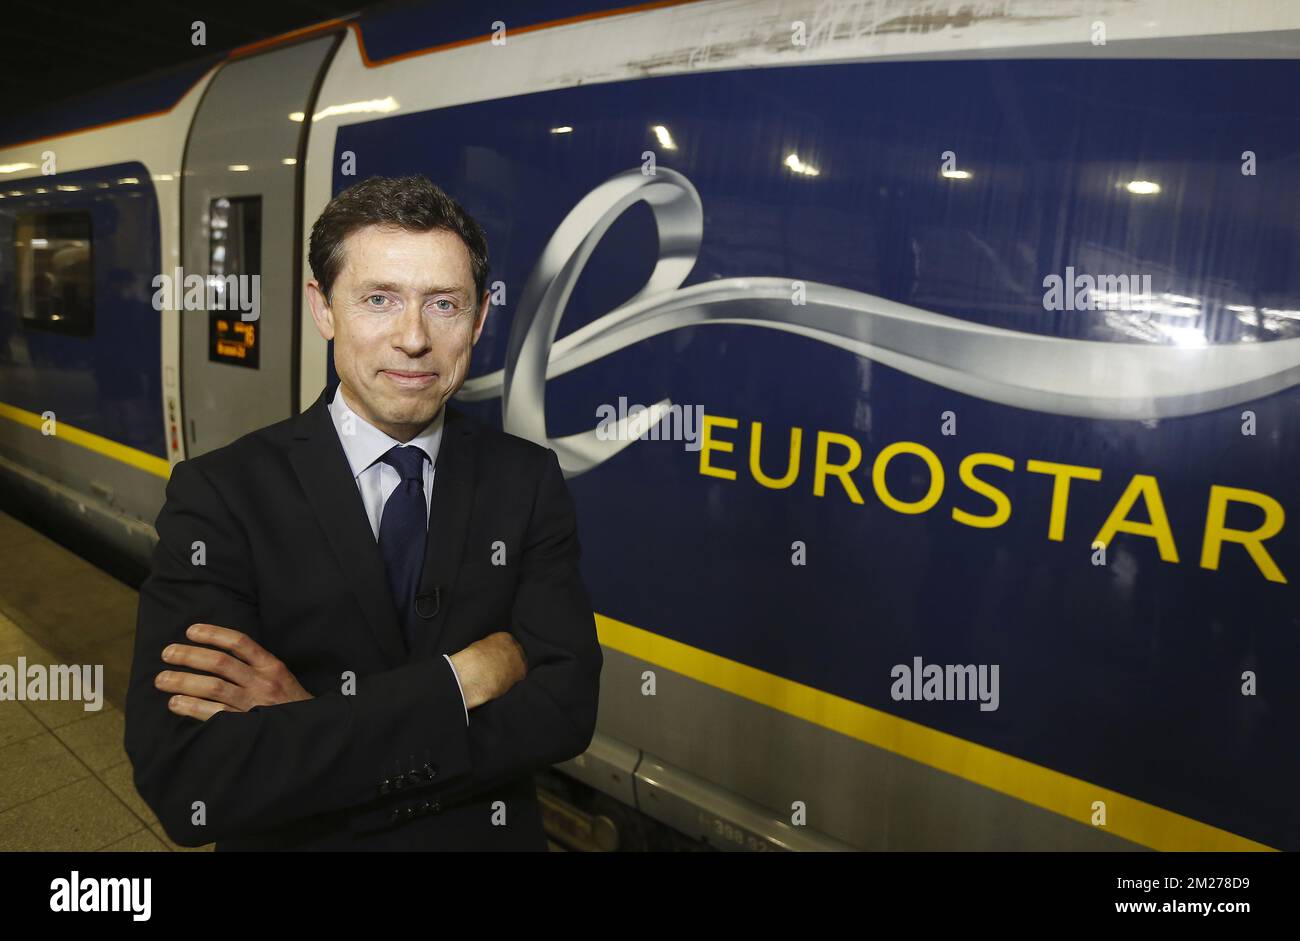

[207,195,261,368]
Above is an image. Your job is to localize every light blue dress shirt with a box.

[327,382,468,725]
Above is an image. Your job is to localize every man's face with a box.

[307,224,488,442]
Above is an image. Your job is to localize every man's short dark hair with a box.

[308,174,490,303]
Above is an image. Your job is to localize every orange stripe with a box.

[2,0,707,149]
[230,17,351,59]
[0,73,212,150]
[352,0,705,67]
[0,19,351,149]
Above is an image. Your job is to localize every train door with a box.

[180,32,339,457]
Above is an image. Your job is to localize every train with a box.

[1,0,1298,851]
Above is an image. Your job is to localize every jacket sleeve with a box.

[435,446,603,801]
[124,458,474,847]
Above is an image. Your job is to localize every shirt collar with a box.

[327,382,444,480]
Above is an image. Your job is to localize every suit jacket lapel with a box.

[413,404,477,658]
[289,387,406,663]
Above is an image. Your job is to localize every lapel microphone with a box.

[414,588,441,619]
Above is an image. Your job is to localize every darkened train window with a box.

[14,212,94,337]
[207,195,261,369]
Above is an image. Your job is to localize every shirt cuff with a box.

[443,654,469,725]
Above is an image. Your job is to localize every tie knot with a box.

[380,444,428,483]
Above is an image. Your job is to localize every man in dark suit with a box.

[124,175,603,850]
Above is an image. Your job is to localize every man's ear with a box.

[471,290,491,345]
[306,280,335,341]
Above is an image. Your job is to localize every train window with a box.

[207,195,261,369]
[13,212,94,337]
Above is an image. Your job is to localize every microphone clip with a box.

[414,588,441,619]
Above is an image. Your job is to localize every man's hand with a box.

[449,632,528,710]
[155,623,314,721]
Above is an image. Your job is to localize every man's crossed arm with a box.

[154,622,525,720]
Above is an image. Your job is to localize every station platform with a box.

[0,511,211,851]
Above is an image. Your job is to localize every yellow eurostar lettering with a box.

[813,431,864,503]
[749,421,802,490]
[691,413,1289,584]
[952,452,1015,528]
[1026,459,1103,541]
[1095,474,1180,562]
[1201,485,1287,584]
[872,441,944,515]
[699,414,739,480]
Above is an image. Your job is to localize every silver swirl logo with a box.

[458,167,1300,478]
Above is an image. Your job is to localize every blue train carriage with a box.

[0,0,1297,851]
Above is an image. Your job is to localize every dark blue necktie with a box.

[377,444,429,651]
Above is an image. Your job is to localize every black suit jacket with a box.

[124,386,603,850]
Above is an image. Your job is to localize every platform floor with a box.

[0,511,212,851]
